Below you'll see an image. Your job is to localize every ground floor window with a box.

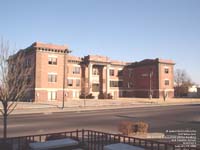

[48,91,57,100]
[110,81,123,87]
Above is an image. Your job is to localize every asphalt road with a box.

[0,104,200,138]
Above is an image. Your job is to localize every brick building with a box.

[9,42,175,102]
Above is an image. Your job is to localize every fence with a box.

[0,129,197,150]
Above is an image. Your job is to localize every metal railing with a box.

[0,129,197,150]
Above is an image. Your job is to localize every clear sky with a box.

[0,0,200,84]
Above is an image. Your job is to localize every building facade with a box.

[10,42,175,102]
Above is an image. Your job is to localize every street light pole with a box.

[62,49,71,109]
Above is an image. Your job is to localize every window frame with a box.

[118,70,123,76]
[109,69,114,76]
[48,91,57,101]
[48,74,57,82]
[73,67,80,74]
[48,57,57,65]
[164,68,169,74]
[92,67,99,75]
[164,79,170,86]
[110,80,123,87]
[76,79,80,87]
[67,79,73,86]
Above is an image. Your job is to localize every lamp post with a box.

[62,49,71,109]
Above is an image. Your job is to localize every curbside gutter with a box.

[2,101,199,116]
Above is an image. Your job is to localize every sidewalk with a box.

[2,98,199,115]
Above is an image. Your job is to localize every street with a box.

[0,104,200,138]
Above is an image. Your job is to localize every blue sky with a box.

[0,0,200,84]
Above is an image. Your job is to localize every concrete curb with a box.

[7,102,200,116]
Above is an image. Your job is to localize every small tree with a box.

[0,38,30,143]
[174,69,194,97]
[118,121,134,136]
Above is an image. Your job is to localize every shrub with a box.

[98,93,113,99]
[118,121,134,136]
[86,93,95,99]
[79,93,95,99]
[135,122,149,133]
[118,121,149,136]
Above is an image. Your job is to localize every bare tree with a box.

[174,69,194,97]
[0,38,30,143]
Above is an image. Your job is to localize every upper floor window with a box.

[118,70,123,76]
[76,79,80,87]
[165,79,170,86]
[67,79,73,86]
[48,74,57,82]
[24,59,31,68]
[73,67,80,74]
[128,69,133,78]
[26,75,32,85]
[109,69,114,76]
[92,68,99,75]
[48,57,57,65]
[118,81,123,87]
[164,68,169,74]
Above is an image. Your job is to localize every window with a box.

[128,69,133,78]
[92,68,99,75]
[48,57,57,65]
[127,82,133,88]
[92,83,99,92]
[165,79,170,86]
[26,75,31,85]
[109,69,114,76]
[165,68,169,74]
[118,81,123,87]
[110,81,123,87]
[48,91,57,100]
[110,81,117,87]
[48,74,57,82]
[67,79,73,86]
[76,79,80,87]
[118,70,123,76]
[24,59,31,68]
[73,67,80,74]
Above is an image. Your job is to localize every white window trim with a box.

[164,66,169,68]
[72,64,81,67]
[48,72,58,75]
[48,91,57,101]
[109,79,123,81]
[48,55,58,58]
[67,77,81,80]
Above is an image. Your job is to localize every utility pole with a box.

[62,49,71,109]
